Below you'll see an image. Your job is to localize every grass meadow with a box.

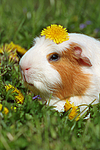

[0,0,100,149]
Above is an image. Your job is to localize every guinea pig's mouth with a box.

[21,72,34,87]
[29,83,34,86]
[24,80,34,88]
[22,74,28,83]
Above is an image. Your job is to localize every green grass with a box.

[0,0,100,149]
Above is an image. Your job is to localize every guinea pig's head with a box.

[19,36,62,99]
[19,34,92,101]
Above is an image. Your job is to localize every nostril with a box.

[24,68,30,74]
[25,68,30,71]
[20,66,30,72]
[24,67,31,74]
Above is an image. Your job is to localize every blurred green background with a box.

[0,0,100,49]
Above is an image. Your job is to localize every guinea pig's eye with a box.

[49,53,60,62]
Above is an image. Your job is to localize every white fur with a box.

[20,37,61,100]
[19,33,100,112]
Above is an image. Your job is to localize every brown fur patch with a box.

[48,42,91,100]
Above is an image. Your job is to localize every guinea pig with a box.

[19,29,100,112]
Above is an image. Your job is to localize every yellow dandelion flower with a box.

[4,42,27,55]
[2,107,9,115]
[11,106,17,112]
[41,24,69,44]
[0,48,4,54]
[64,99,80,121]
[5,84,14,91]
[0,104,3,111]
[5,84,24,104]
[0,42,27,62]
[64,99,73,111]
[9,42,27,55]
[68,106,79,121]
[15,92,24,104]
[75,114,80,121]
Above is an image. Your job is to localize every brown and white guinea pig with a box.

[19,33,100,112]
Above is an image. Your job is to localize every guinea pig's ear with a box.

[72,44,92,67]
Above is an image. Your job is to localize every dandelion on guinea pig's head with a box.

[41,24,69,44]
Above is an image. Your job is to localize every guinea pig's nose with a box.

[22,67,30,73]
[20,66,30,82]
[19,58,31,74]
[25,68,30,71]
[20,64,30,73]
